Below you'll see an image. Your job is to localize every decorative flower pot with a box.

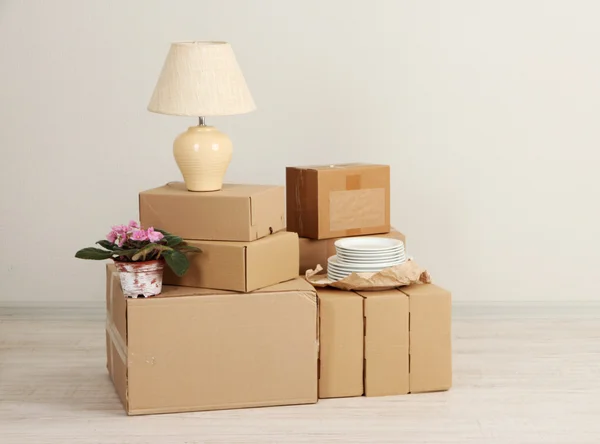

[114,259,165,298]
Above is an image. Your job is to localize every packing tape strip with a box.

[344,174,363,237]
[106,272,127,367]
[106,314,128,366]
[295,170,305,234]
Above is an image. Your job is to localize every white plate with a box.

[327,270,349,281]
[328,255,404,271]
[329,267,387,277]
[336,248,404,258]
[327,261,403,272]
[337,248,404,256]
[337,253,405,263]
[329,262,403,273]
[327,269,347,278]
[328,270,369,281]
[335,237,404,252]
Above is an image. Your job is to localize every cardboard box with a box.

[298,228,406,275]
[400,284,453,393]
[139,182,285,242]
[163,231,299,292]
[316,284,451,398]
[317,289,364,398]
[286,163,390,240]
[106,265,318,415]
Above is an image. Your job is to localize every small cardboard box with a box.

[163,231,299,292]
[286,163,390,240]
[139,182,285,242]
[106,265,318,415]
[298,228,406,275]
[317,284,451,398]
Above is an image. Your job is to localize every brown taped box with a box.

[317,284,451,398]
[286,163,390,240]
[106,264,318,416]
[298,228,406,274]
[139,182,285,242]
[163,231,299,292]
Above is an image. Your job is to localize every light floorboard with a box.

[1,303,599,443]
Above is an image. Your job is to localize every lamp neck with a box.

[198,116,206,126]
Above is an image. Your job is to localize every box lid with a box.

[144,182,278,199]
[288,163,386,171]
[107,263,313,300]
[139,182,285,241]
[141,182,280,227]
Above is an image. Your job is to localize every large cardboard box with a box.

[298,228,406,274]
[317,284,451,398]
[163,231,299,292]
[139,182,285,242]
[286,164,390,240]
[106,265,318,415]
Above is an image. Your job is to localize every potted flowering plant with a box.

[75,221,200,298]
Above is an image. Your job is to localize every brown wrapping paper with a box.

[305,259,431,291]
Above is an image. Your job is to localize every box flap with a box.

[253,276,315,297]
[245,231,300,292]
[249,186,285,236]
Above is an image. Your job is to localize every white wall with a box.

[1,0,599,303]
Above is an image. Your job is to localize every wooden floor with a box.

[1,303,600,443]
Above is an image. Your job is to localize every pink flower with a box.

[106,230,118,243]
[146,227,164,243]
[128,220,140,229]
[111,224,128,234]
[130,229,148,241]
[117,233,127,247]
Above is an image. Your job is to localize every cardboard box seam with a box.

[243,245,249,292]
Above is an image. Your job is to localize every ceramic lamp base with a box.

[173,125,232,192]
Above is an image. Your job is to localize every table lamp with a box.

[148,41,256,192]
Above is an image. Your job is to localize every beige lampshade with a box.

[148,41,256,117]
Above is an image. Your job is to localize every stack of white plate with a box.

[327,237,406,281]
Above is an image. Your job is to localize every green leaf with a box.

[131,245,153,261]
[75,247,113,260]
[178,244,201,253]
[131,243,170,261]
[112,249,138,258]
[164,234,183,247]
[150,228,182,247]
[163,250,190,277]
[96,240,117,250]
